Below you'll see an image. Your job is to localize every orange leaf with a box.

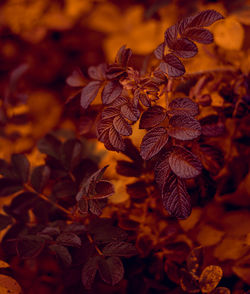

[199,265,223,293]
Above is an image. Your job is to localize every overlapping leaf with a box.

[168,97,199,116]
[139,106,166,129]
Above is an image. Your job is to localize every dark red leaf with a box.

[80,81,102,109]
[106,65,126,79]
[169,146,202,179]
[56,232,81,247]
[109,126,125,151]
[0,214,13,231]
[98,256,124,286]
[66,68,85,87]
[121,104,140,122]
[104,133,117,151]
[162,54,185,77]
[168,114,201,140]
[81,256,99,289]
[171,38,198,58]
[88,64,107,80]
[102,81,123,105]
[89,199,102,216]
[0,178,22,197]
[154,154,171,191]
[139,93,151,107]
[113,115,132,136]
[78,199,88,214]
[37,134,62,159]
[17,235,45,258]
[154,43,165,59]
[189,10,224,28]
[94,180,114,198]
[53,179,77,198]
[168,97,199,116]
[139,106,166,129]
[102,241,137,257]
[115,45,132,67]
[140,127,168,160]
[96,118,113,142]
[116,160,142,177]
[186,246,204,278]
[211,287,230,294]
[164,24,178,48]
[178,15,196,35]
[183,28,214,44]
[11,154,29,183]
[180,270,200,292]
[200,115,225,137]
[31,165,50,192]
[126,181,147,200]
[111,96,128,108]
[101,107,120,119]
[49,244,72,266]
[162,173,191,219]
[60,139,82,170]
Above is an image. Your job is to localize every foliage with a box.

[0,0,250,293]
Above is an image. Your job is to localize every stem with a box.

[23,183,73,219]
[87,232,103,256]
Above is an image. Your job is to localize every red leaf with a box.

[49,244,72,266]
[111,95,128,108]
[88,63,107,80]
[61,139,82,170]
[11,154,30,183]
[139,106,166,129]
[102,80,123,105]
[178,15,196,35]
[189,10,224,28]
[109,126,125,151]
[115,45,132,67]
[31,165,50,192]
[56,232,82,247]
[164,24,178,48]
[96,118,113,142]
[81,256,99,289]
[101,107,120,119]
[66,68,85,87]
[183,28,214,44]
[139,93,151,107]
[106,65,126,79]
[98,257,124,286]
[168,97,199,116]
[116,160,142,177]
[89,199,102,216]
[162,173,191,219]
[161,54,185,77]
[102,241,137,257]
[154,153,171,191]
[17,236,45,258]
[94,180,114,198]
[199,265,223,293]
[200,115,225,137]
[168,114,201,140]
[140,127,168,160]
[80,81,102,109]
[154,43,165,59]
[121,104,140,122]
[113,115,132,136]
[169,146,202,179]
[171,38,198,58]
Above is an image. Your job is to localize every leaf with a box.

[102,81,122,105]
[161,54,185,77]
[164,24,178,48]
[0,178,22,197]
[49,244,72,266]
[101,107,120,119]
[56,232,81,248]
[113,115,132,136]
[140,127,168,160]
[154,42,165,59]
[168,97,199,117]
[162,174,191,219]
[171,38,198,58]
[98,256,124,286]
[60,139,82,170]
[30,165,50,192]
[11,154,30,183]
[211,287,231,294]
[169,146,202,179]
[180,270,200,293]
[189,10,224,28]
[168,114,201,140]
[17,235,45,258]
[94,181,114,199]
[115,45,132,67]
[37,134,62,159]
[81,256,99,289]
[139,106,166,129]
[154,155,171,191]
[186,247,204,278]
[0,274,22,294]
[109,126,125,151]
[200,115,225,137]
[88,199,102,216]
[80,81,102,109]
[0,261,10,268]
[96,118,113,142]
[66,68,85,87]
[88,64,107,80]
[199,265,223,293]
[121,104,140,122]
[126,181,147,200]
[116,160,142,177]
[0,214,13,231]
[183,28,214,44]
[102,241,137,257]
